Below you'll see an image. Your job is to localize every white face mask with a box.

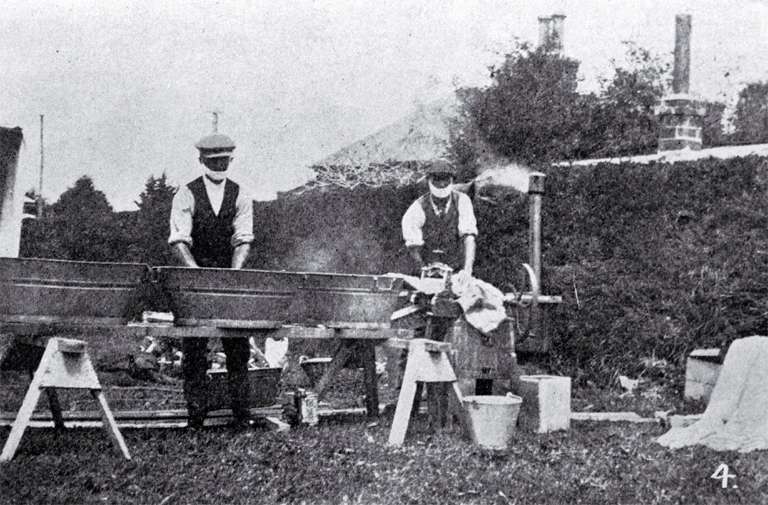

[429,181,453,199]
[205,169,228,183]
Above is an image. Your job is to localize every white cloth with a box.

[264,337,289,369]
[168,176,254,247]
[657,336,768,452]
[450,272,507,334]
[387,272,507,334]
[401,191,478,248]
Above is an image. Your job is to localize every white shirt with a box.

[168,176,255,248]
[401,191,478,247]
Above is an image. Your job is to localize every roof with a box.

[315,96,457,167]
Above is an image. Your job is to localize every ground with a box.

[1,331,765,504]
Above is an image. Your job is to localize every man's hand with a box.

[171,243,199,268]
[231,243,251,269]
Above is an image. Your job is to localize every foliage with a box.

[130,173,177,266]
[590,44,670,158]
[451,45,584,167]
[731,81,768,145]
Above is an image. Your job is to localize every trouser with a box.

[182,337,251,426]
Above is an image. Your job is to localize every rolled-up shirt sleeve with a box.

[232,188,255,247]
[457,192,478,237]
[401,200,426,247]
[168,186,195,246]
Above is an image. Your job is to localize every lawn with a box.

[2,333,768,504]
[2,413,767,504]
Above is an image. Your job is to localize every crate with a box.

[298,272,404,328]
[205,367,282,410]
[0,257,151,325]
[156,267,304,328]
[516,375,571,433]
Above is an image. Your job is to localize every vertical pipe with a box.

[672,14,691,95]
[38,115,43,219]
[212,112,219,133]
[528,172,545,287]
[527,172,545,342]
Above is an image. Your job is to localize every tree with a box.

[131,173,177,266]
[47,176,125,262]
[731,82,768,145]
[592,44,670,158]
[449,42,674,169]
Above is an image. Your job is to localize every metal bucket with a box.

[464,394,522,451]
[0,257,151,325]
[156,267,304,328]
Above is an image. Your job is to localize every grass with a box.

[2,415,768,504]
[1,331,765,504]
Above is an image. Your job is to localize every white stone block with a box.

[517,375,571,433]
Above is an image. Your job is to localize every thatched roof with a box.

[291,97,458,193]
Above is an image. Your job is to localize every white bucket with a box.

[464,395,522,451]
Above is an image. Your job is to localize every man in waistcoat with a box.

[401,160,477,279]
[168,133,255,429]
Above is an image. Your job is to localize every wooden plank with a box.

[93,390,131,460]
[57,339,86,354]
[570,412,656,423]
[314,341,354,398]
[1,376,43,462]
[502,294,562,305]
[361,342,378,418]
[0,406,381,428]
[386,338,452,353]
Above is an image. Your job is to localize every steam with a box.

[474,163,531,192]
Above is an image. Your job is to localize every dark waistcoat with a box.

[419,191,462,269]
[188,177,239,268]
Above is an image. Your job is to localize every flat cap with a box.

[426,160,457,176]
[195,133,236,158]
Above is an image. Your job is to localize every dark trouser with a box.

[182,337,251,427]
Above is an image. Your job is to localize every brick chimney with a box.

[656,14,705,151]
[538,14,566,53]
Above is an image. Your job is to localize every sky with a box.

[2,0,767,211]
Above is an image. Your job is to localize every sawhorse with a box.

[1,337,130,462]
[387,338,467,446]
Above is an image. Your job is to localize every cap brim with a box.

[201,151,233,158]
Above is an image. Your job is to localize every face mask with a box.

[205,169,228,183]
[429,181,453,199]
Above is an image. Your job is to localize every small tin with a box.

[292,388,319,426]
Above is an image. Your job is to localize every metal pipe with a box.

[672,14,692,95]
[38,115,44,219]
[528,172,545,287]
[527,172,546,342]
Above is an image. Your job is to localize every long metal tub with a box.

[156,268,404,329]
[155,267,304,328]
[0,257,152,326]
[297,273,404,329]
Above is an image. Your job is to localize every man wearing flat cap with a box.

[401,160,477,278]
[168,133,254,429]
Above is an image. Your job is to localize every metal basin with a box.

[297,272,405,328]
[156,267,304,328]
[0,257,151,325]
